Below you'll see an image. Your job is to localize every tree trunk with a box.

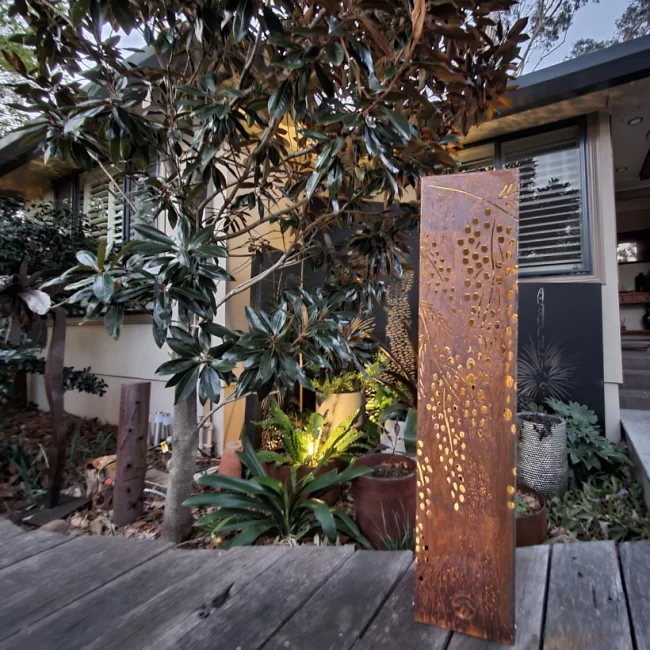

[162,388,198,543]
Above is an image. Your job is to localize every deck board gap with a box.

[255,549,359,650]
[617,545,639,650]
[356,558,414,643]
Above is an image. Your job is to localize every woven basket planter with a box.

[517,412,568,499]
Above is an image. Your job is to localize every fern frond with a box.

[256,450,290,466]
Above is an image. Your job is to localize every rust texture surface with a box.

[113,382,151,527]
[415,170,519,644]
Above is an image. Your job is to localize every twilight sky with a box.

[533,0,624,70]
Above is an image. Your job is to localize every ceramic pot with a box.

[264,461,340,506]
[218,441,243,478]
[517,412,568,499]
[516,484,547,547]
[316,390,365,437]
[352,453,416,549]
[380,419,406,454]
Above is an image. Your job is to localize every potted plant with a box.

[371,345,417,454]
[515,484,547,547]
[310,315,376,437]
[517,409,568,498]
[352,450,416,549]
[184,434,372,548]
[256,401,369,505]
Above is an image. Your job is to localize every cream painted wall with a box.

[28,320,174,424]
[589,112,622,441]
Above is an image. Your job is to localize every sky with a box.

[533,0,624,70]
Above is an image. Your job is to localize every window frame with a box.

[461,118,591,278]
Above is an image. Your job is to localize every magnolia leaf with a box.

[93,272,114,304]
[18,289,51,315]
[410,0,426,50]
[268,80,292,119]
[76,250,99,270]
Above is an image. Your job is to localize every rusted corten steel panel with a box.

[415,171,520,644]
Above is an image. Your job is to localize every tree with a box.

[569,0,650,58]
[504,0,593,73]
[0,3,34,136]
[7,0,525,542]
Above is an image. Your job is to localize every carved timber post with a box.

[113,382,151,527]
[415,171,519,644]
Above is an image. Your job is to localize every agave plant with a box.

[255,401,369,468]
[184,435,372,548]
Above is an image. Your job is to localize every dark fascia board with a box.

[507,34,650,114]
[0,128,39,178]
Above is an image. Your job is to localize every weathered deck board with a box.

[266,550,412,650]
[0,523,643,650]
[86,546,288,650]
[155,546,356,650]
[447,545,550,650]
[354,563,451,650]
[1,547,225,650]
[0,519,23,543]
[0,530,72,571]
[0,534,168,642]
[619,540,650,650]
[543,542,632,650]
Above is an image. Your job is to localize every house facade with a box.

[2,35,650,444]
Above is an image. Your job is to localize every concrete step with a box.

[622,369,650,391]
[622,350,650,370]
[621,409,650,510]
[619,388,650,410]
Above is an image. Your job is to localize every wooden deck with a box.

[0,518,647,650]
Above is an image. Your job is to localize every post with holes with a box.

[113,382,151,527]
[415,171,520,644]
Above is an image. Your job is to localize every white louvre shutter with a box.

[80,167,124,246]
[503,126,586,273]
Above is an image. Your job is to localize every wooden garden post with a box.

[113,382,151,527]
[415,171,520,644]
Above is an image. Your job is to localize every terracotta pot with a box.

[264,461,340,506]
[218,441,243,478]
[516,483,548,547]
[352,453,416,549]
[316,391,365,438]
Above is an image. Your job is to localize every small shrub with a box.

[311,369,363,395]
[547,471,650,542]
[544,398,630,478]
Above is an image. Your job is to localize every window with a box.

[69,156,160,246]
[80,167,125,245]
[460,124,589,276]
[53,175,79,213]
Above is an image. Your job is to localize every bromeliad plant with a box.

[185,435,372,548]
[255,401,369,468]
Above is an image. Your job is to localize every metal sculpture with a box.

[415,170,520,644]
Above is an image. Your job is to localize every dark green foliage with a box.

[544,398,630,478]
[255,401,369,467]
[547,471,650,542]
[0,198,95,278]
[185,434,372,547]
